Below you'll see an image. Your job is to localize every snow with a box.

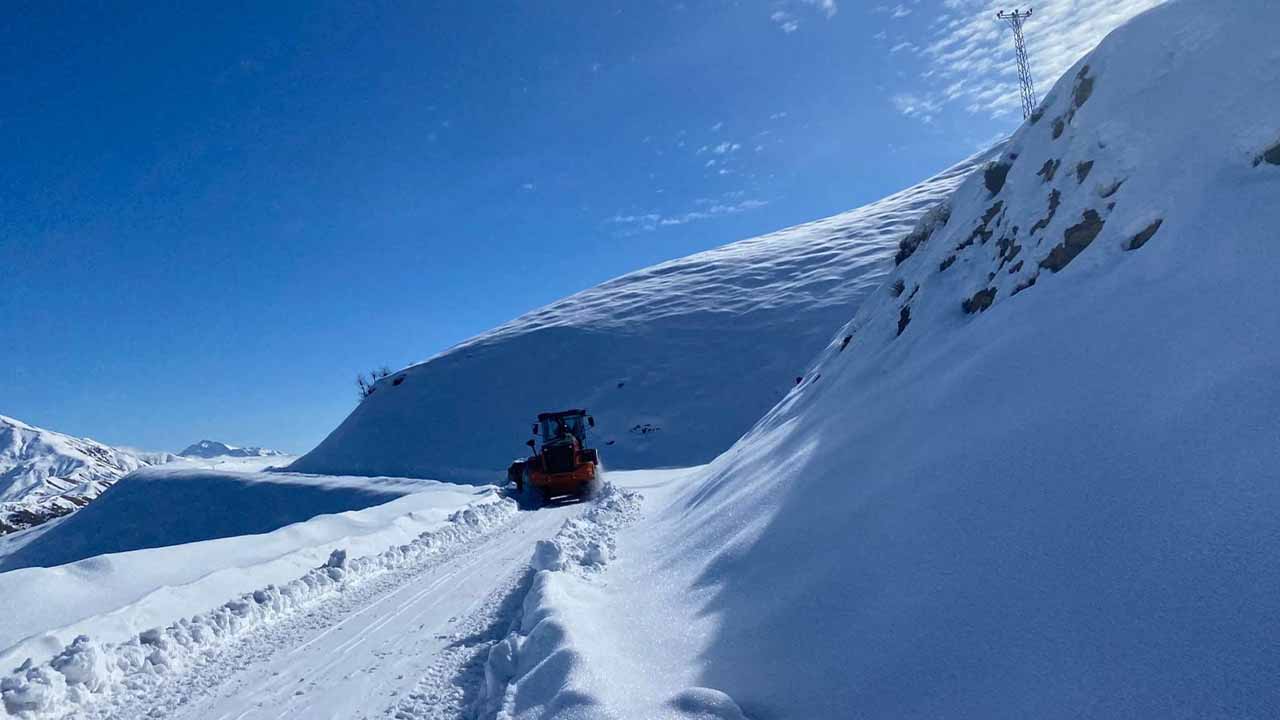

[288,147,997,482]
[0,480,610,720]
[472,469,715,720]
[0,484,514,708]
[177,440,286,458]
[486,3,1280,717]
[0,466,426,572]
[0,472,490,664]
[474,481,644,719]
[0,491,519,718]
[0,415,173,535]
[5,2,1277,717]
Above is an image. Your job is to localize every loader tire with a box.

[518,474,545,510]
[507,461,527,493]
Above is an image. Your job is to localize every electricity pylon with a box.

[997,8,1038,119]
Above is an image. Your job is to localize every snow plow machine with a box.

[508,409,601,503]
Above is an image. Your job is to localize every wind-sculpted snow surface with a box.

[583,3,1280,718]
[289,150,996,482]
[0,495,516,719]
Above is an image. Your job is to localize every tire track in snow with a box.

[40,500,571,720]
[384,566,536,720]
[151,500,582,720]
[391,485,644,720]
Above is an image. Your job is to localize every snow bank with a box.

[0,473,490,667]
[0,493,517,718]
[511,3,1280,717]
[0,466,425,571]
[288,148,996,482]
[476,482,644,719]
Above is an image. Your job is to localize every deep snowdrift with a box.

[289,149,996,482]
[0,415,172,534]
[510,3,1280,717]
[0,467,428,571]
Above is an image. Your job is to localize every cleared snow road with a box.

[91,499,584,720]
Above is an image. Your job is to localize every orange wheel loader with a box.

[506,409,601,503]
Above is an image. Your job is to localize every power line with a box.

[996,8,1038,119]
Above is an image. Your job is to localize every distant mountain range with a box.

[0,419,289,535]
[178,440,287,459]
[0,415,176,534]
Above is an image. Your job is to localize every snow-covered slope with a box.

[290,149,997,481]
[489,3,1280,718]
[0,467,429,572]
[178,440,285,459]
[0,416,172,534]
[0,475,509,689]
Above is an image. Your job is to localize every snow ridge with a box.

[474,483,642,719]
[288,147,999,482]
[0,494,517,719]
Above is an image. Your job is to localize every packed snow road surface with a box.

[161,501,581,720]
[1,495,588,720]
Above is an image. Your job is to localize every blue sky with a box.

[0,0,1159,453]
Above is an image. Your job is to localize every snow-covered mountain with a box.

[497,2,1280,717]
[289,148,997,482]
[178,440,285,459]
[5,3,1278,718]
[0,416,173,534]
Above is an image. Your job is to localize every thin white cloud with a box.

[802,0,838,18]
[771,0,837,32]
[892,92,941,123]
[898,0,1166,120]
[873,3,911,18]
[771,10,800,32]
[607,199,769,232]
[696,140,741,157]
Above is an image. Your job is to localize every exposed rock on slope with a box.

[290,149,999,481]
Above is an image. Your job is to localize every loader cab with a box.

[534,410,594,448]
